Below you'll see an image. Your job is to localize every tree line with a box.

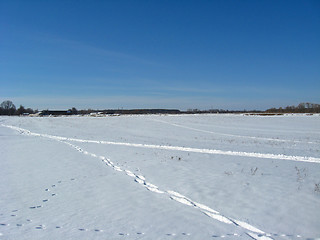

[0,100,319,116]
[265,102,320,114]
[0,100,36,115]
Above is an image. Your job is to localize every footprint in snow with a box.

[212,233,240,238]
[125,170,135,177]
[135,177,144,185]
[166,233,177,236]
[35,225,46,229]
[113,166,122,172]
[30,205,42,209]
[227,233,239,236]
[137,175,145,180]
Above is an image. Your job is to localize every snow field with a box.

[0,114,320,239]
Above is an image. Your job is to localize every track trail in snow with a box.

[2,124,320,164]
[151,118,319,145]
[2,124,318,239]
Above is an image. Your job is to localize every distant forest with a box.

[0,100,319,116]
[265,102,320,114]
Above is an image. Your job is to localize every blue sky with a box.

[1,0,319,110]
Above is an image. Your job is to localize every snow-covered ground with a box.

[1,114,319,240]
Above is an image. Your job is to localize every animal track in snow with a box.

[0,221,313,239]
[170,196,194,206]
[29,206,42,209]
[135,178,144,184]
[125,170,135,177]
[166,233,177,236]
[35,224,46,230]
[0,175,84,237]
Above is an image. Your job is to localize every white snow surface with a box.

[0,114,320,239]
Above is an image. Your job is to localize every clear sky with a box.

[1,0,319,110]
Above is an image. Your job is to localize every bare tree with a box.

[0,100,16,115]
[1,100,15,109]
